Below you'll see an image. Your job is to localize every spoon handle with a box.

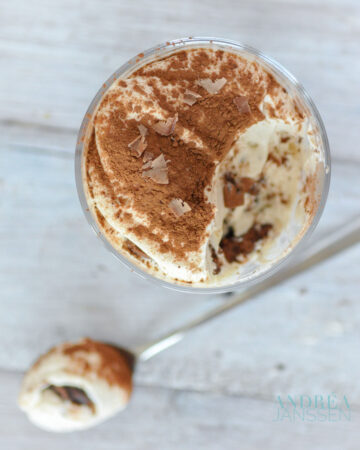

[134,217,360,361]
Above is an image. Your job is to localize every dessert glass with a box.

[75,37,330,293]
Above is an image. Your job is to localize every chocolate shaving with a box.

[233,96,251,114]
[169,198,191,217]
[128,124,148,157]
[128,135,147,158]
[220,224,273,263]
[197,77,227,94]
[152,113,178,136]
[142,151,153,163]
[223,179,244,208]
[142,153,169,184]
[137,124,148,137]
[183,89,202,106]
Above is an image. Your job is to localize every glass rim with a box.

[75,36,331,294]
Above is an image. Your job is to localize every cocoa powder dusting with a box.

[86,48,284,264]
[63,339,132,392]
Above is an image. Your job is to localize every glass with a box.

[75,37,331,294]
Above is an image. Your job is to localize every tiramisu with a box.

[82,46,324,286]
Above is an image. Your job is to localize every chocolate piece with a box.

[152,114,178,136]
[169,198,191,217]
[223,179,244,208]
[48,385,93,407]
[142,151,153,163]
[223,174,257,208]
[210,245,222,275]
[233,95,251,114]
[280,135,290,143]
[239,177,257,193]
[142,153,169,184]
[183,89,202,106]
[198,78,227,94]
[267,153,287,166]
[128,135,147,158]
[137,124,148,137]
[220,224,272,263]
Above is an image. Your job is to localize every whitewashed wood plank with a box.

[0,144,359,405]
[1,369,359,450]
[0,0,359,160]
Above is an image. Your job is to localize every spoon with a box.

[19,217,360,431]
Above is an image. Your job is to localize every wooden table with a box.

[1,0,359,448]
